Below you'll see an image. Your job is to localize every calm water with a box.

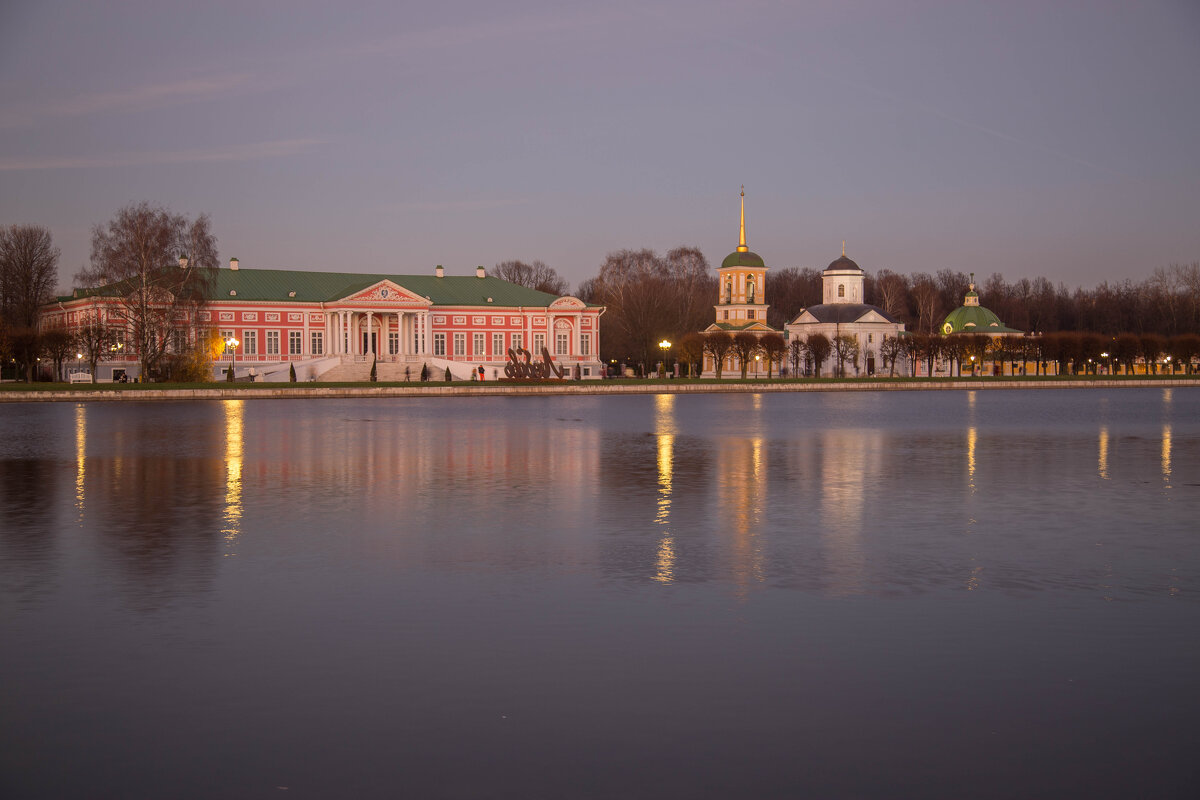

[1,389,1198,799]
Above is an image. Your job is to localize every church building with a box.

[783,248,907,376]
[701,189,782,377]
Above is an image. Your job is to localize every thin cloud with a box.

[0,139,322,171]
[384,197,533,214]
[0,73,253,129]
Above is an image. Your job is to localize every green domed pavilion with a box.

[942,275,1022,335]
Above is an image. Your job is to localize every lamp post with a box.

[1164,355,1172,375]
[969,354,976,376]
[225,337,240,382]
[1101,351,1110,375]
[754,353,761,379]
[75,352,83,381]
[658,339,671,379]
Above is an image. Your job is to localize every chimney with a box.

[435,264,444,278]
[230,257,239,271]
[178,255,189,269]
[476,265,485,278]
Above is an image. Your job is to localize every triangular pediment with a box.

[857,309,889,324]
[792,310,819,324]
[338,280,431,307]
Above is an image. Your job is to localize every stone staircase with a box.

[316,358,445,383]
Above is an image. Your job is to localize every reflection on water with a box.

[2,389,1200,799]
[223,399,244,546]
[653,394,675,584]
[74,403,86,519]
[1099,425,1110,480]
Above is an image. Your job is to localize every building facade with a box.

[43,261,605,382]
[783,249,907,376]
[702,189,782,376]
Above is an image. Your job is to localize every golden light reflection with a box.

[1161,424,1172,486]
[223,399,245,546]
[819,430,868,595]
[74,404,87,518]
[714,434,767,594]
[1098,426,1109,480]
[653,394,676,584]
[966,426,977,491]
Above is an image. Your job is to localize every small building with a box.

[784,249,906,376]
[941,275,1022,336]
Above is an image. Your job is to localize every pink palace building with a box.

[43,259,606,382]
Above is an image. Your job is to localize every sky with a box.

[2,0,1198,295]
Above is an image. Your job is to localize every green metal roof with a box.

[720,250,766,269]
[942,304,1021,334]
[70,267,596,308]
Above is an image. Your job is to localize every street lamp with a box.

[969,354,976,376]
[1101,351,1110,375]
[658,340,671,379]
[1164,355,1172,375]
[225,337,240,381]
[755,353,761,378]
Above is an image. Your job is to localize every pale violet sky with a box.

[2,0,1198,294]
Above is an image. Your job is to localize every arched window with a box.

[838,284,845,298]
[747,278,756,303]
[724,280,732,304]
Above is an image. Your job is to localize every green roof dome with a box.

[721,250,766,269]
[942,304,1020,334]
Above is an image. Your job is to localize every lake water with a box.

[1,388,1198,799]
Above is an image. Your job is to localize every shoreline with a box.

[2,376,1199,402]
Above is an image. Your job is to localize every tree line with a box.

[4,205,1198,381]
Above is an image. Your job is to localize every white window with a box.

[555,332,569,355]
[453,333,466,356]
[172,330,187,353]
[266,331,280,356]
[533,333,545,355]
[868,334,874,344]
[492,333,504,355]
[580,334,590,356]
[311,331,323,355]
[289,331,302,355]
[512,333,523,351]
[388,332,399,355]
[583,367,591,376]
[433,333,446,356]
[473,333,485,356]
[221,330,235,354]
[242,331,257,355]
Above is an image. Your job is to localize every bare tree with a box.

[805,333,831,377]
[41,324,74,381]
[77,203,217,380]
[910,274,942,334]
[789,338,804,376]
[1,225,60,379]
[703,331,734,379]
[732,332,761,378]
[676,332,706,378]
[759,333,786,378]
[874,269,910,320]
[878,334,903,376]
[832,334,860,377]
[75,310,116,383]
[588,247,716,368]
[493,260,569,296]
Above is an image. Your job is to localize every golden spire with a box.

[842,240,846,257]
[737,186,748,252]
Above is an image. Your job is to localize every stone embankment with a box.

[2,378,1199,402]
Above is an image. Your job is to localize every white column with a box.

[366,311,374,355]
